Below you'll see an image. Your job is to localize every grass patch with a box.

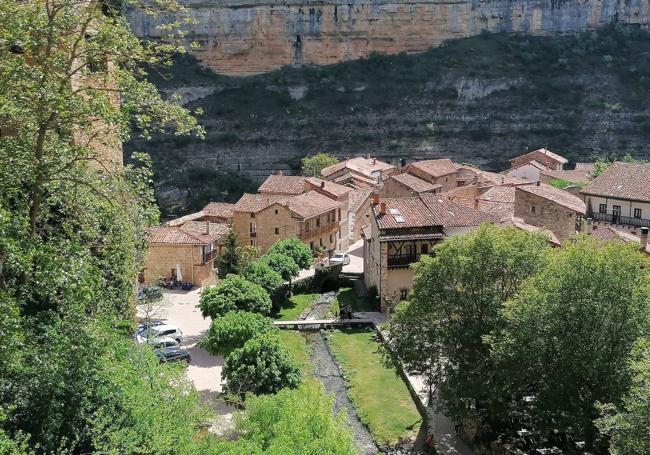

[273,293,319,321]
[278,330,313,378]
[328,329,421,446]
[336,287,376,313]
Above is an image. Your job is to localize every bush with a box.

[199,275,272,319]
[223,333,302,397]
[243,260,284,297]
[203,311,277,356]
[267,238,313,270]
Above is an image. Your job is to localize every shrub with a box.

[223,333,302,397]
[203,311,277,356]
[199,275,272,319]
[267,238,313,270]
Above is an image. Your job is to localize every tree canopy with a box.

[203,311,277,356]
[199,275,272,319]
[243,260,284,296]
[261,253,300,283]
[301,153,338,177]
[267,238,313,270]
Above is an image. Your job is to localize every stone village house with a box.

[320,156,396,189]
[363,193,496,311]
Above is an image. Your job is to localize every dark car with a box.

[154,348,191,364]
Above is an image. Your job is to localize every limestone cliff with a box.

[128,0,649,75]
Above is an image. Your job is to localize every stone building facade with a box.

[400,159,457,192]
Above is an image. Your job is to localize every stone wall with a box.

[143,243,216,286]
[514,187,579,241]
[128,0,650,75]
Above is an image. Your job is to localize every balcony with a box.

[298,222,339,241]
[591,212,650,228]
[201,250,217,265]
[387,253,422,269]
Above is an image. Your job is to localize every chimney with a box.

[276,170,283,176]
[641,227,649,251]
[206,221,211,235]
[372,193,380,206]
[373,158,377,165]
[379,202,387,215]
[321,181,325,188]
[536,180,541,186]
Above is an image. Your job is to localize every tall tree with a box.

[491,237,650,447]
[267,238,313,270]
[301,153,338,177]
[199,275,272,319]
[215,227,240,278]
[385,225,551,422]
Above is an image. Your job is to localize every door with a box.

[612,205,621,224]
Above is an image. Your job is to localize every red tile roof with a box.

[510,217,561,246]
[305,177,351,198]
[147,222,228,245]
[390,173,441,193]
[287,190,342,219]
[588,225,650,253]
[233,193,288,213]
[516,183,586,213]
[408,159,456,178]
[258,175,306,195]
[202,202,235,219]
[349,189,372,213]
[581,162,650,202]
[511,148,568,165]
[321,156,395,178]
[508,159,549,172]
[476,186,517,222]
[372,194,496,230]
[540,169,591,184]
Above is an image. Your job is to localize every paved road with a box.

[343,239,364,274]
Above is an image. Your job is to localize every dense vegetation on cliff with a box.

[129,25,650,216]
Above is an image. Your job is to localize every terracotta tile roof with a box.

[455,166,527,185]
[287,190,342,219]
[348,189,372,213]
[321,156,395,178]
[258,175,306,195]
[390,173,441,193]
[478,186,516,203]
[408,159,456,178]
[233,193,288,213]
[588,226,650,253]
[373,194,496,230]
[475,186,516,222]
[511,148,568,165]
[202,202,235,219]
[334,171,377,188]
[147,223,225,245]
[581,162,650,202]
[508,159,549,172]
[517,183,586,213]
[379,232,445,241]
[509,217,561,246]
[540,169,591,184]
[575,162,596,171]
[166,211,206,227]
[305,177,351,198]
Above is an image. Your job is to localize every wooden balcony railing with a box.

[298,222,339,241]
[388,253,423,269]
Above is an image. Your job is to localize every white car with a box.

[136,324,183,346]
[329,253,351,266]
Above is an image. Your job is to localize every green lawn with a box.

[328,329,421,446]
[336,287,376,313]
[273,293,319,321]
[278,330,313,378]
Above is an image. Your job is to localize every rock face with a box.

[127,0,649,75]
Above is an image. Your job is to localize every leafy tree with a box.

[199,275,272,319]
[597,338,650,455]
[243,260,283,297]
[267,238,313,270]
[385,224,551,422]
[301,153,338,177]
[548,178,586,189]
[235,245,261,273]
[222,333,302,397]
[215,381,358,454]
[203,311,277,356]
[261,253,299,283]
[215,227,240,278]
[491,237,650,447]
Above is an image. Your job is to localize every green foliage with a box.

[386,224,552,421]
[491,236,650,445]
[215,381,358,454]
[199,275,272,319]
[261,253,299,282]
[203,311,277,356]
[266,238,313,270]
[548,178,586,189]
[301,153,339,177]
[222,333,302,397]
[215,227,240,278]
[243,260,284,296]
[273,293,319,320]
[597,339,650,455]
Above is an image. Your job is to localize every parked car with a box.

[329,252,351,266]
[136,324,183,345]
[155,347,191,364]
[150,337,180,349]
[135,319,165,336]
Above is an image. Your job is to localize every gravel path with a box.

[309,331,378,455]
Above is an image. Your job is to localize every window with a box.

[319,239,323,247]
[249,222,256,234]
[330,234,333,243]
[613,205,622,216]
[634,208,642,219]
[316,218,320,227]
[306,222,310,232]
[338,208,341,220]
[250,239,257,246]
[251,213,255,218]
[275,209,279,215]
[275,227,280,235]
[599,204,607,214]
[310,242,314,250]
[400,289,408,300]
[530,205,537,214]
[421,243,428,254]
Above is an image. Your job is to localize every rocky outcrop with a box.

[127,0,649,75]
